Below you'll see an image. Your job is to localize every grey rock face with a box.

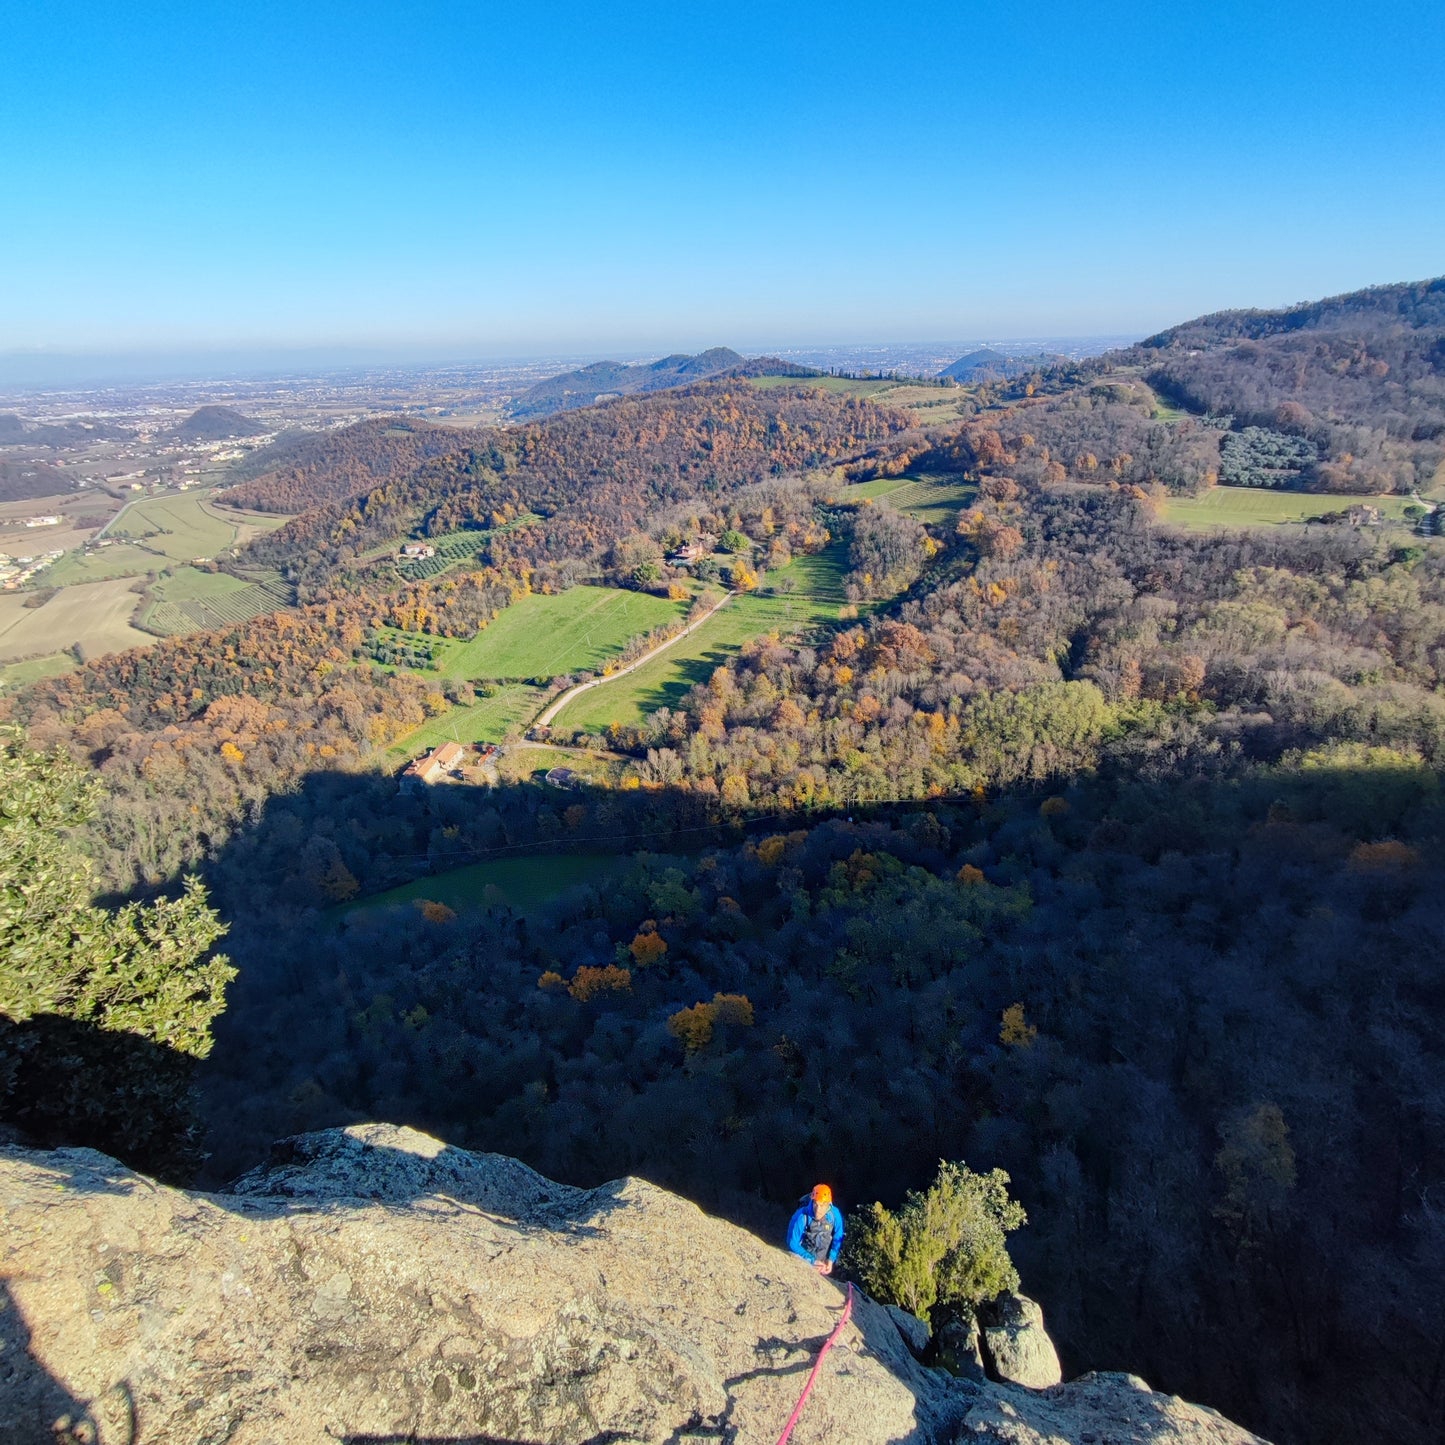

[959,1371,1272,1444]
[0,1124,1268,1444]
[886,1303,932,1358]
[979,1291,1064,1389]
[937,1309,987,1381]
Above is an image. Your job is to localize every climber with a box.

[786,1183,844,1274]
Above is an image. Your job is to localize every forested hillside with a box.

[1124,277,1445,493]
[4,281,1445,1445]
[223,415,475,512]
[241,383,913,590]
[0,457,74,502]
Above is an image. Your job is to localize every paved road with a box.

[533,592,733,729]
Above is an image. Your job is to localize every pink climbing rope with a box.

[774,1283,854,1445]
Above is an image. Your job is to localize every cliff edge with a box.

[0,1123,1267,1444]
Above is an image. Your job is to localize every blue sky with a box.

[1,0,1441,358]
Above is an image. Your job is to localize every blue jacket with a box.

[787,1201,845,1264]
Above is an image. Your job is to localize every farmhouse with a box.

[400,542,436,559]
[544,766,581,789]
[402,741,468,786]
[666,538,712,565]
[1346,504,1383,527]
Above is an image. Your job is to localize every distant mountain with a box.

[506,348,818,420]
[173,405,266,441]
[0,414,129,447]
[939,348,1060,382]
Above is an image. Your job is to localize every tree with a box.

[846,1160,1026,1322]
[629,930,668,967]
[0,727,232,1178]
[719,528,750,554]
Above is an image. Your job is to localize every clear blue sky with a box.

[1,0,1441,358]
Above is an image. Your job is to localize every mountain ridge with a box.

[506,347,820,420]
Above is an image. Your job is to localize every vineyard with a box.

[395,515,541,580]
[141,570,295,636]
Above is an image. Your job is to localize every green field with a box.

[388,683,546,756]
[750,375,898,397]
[140,566,293,635]
[554,547,849,733]
[44,489,289,585]
[0,651,76,690]
[433,585,686,681]
[345,852,623,918]
[1161,487,1417,531]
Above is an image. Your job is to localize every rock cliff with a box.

[0,1123,1268,1444]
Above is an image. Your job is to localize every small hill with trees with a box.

[173,405,267,441]
[940,348,1060,382]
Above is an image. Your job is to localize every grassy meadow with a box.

[553,547,849,733]
[387,682,548,757]
[1161,487,1417,531]
[344,851,624,918]
[434,585,686,680]
[0,651,76,690]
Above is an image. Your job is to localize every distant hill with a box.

[507,348,819,420]
[939,348,1061,382]
[173,405,267,441]
[0,414,129,447]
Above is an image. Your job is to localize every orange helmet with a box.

[811,1184,833,1205]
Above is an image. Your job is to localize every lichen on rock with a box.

[0,1123,1269,1444]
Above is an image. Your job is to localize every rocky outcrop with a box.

[886,1303,932,1358]
[0,1123,1270,1444]
[978,1293,1064,1389]
[960,1372,1267,1444]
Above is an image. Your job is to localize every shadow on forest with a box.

[11,745,1445,1445]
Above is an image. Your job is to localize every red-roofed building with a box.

[402,741,468,786]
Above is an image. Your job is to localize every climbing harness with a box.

[774,1283,854,1445]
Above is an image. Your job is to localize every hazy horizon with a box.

[0,333,1149,392]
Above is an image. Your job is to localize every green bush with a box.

[845,1159,1025,1322]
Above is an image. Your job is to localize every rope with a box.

[774,1283,854,1445]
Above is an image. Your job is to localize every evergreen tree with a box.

[0,727,233,1178]
[846,1160,1025,1323]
